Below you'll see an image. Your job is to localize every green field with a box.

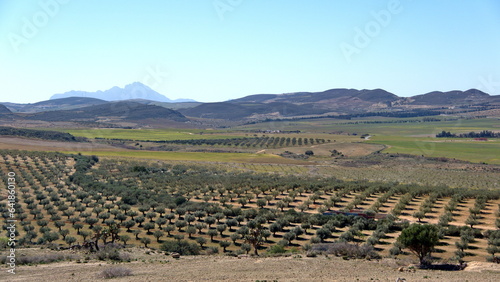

[239,118,500,164]
[50,118,500,165]
[63,150,308,164]
[239,118,500,136]
[367,136,500,164]
[61,128,241,141]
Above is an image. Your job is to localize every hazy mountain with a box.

[50,82,196,103]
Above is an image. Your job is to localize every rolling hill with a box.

[3,97,108,113]
[0,104,12,114]
[180,88,499,121]
[181,88,406,120]
[24,101,188,122]
[179,101,324,120]
[406,89,492,105]
[230,88,398,104]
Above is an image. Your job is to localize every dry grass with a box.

[1,251,499,282]
[97,266,133,279]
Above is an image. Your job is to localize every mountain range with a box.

[1,87,499,127]
[179,88,500,120]
[50,82,196,103]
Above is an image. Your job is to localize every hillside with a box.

[179,102,254,120]
[408,89,491,105]
[230,88,398,104]
[0,104,12,114]
[180,88,499,121]
[122,99,202,110]
[179,101,324,120]
[24,101,188,122]
[0,126,81,141]
[4,97,108,113]
[50,82,194,103]
[181,89,401,120]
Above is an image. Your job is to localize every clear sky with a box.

[1,0,500,103]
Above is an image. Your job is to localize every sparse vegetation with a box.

[97,266,133,279]
[310,242,380,259]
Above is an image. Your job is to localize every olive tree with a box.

[397,224,439,266]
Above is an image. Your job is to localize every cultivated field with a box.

[61,128,240,141]
[1,116,500,280]
[240,117,500,164]
[1,151,499,263]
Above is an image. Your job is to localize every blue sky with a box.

[1,0,500,103]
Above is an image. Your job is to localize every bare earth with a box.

[2,255,500,282]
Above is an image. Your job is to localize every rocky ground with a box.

[2,248,500,282]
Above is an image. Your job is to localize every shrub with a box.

[160,240,201,255]
[389,246,402,256]
[302,243,312,252]
[305,150,314,156]
[3,253,79,265]
[310,242,380,259]
[94,244,129,262]
[97,266,133,279]
[267,244,287,254]
[205,246,219,255]
[0,237,8,250]
[310,237,321,244]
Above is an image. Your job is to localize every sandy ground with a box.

[2,255,500,282]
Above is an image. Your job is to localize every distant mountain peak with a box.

[50,82,196,103]
[127,82,146,87]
